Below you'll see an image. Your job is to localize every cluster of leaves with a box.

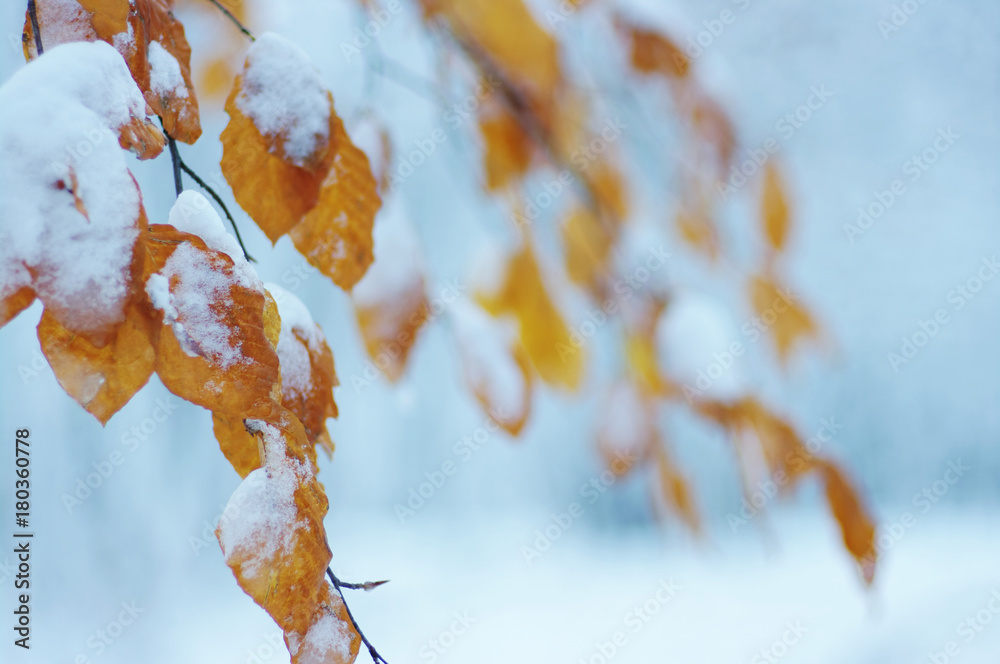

[0,0,878,661]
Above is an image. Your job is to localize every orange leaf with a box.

[653,442,699,531]
[761,163,790,252]
[143,193,280,418]
[617,17,689,79]
[562,205,612,295]
[288,113,380,292]
[221,33,379,291]
[25,0,200,145]
[749,274,817,364]
[285,583,361,664]
[477,242,585,390]
[266,284,339,454]
[451,299,533,435]
[817,459,878,585]
[421,0,561,103]
[479,98,534,190]
[38,295,156,426]
[351,203,428,382]
[216,406,333,635]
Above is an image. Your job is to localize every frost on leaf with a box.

[215,406,355,649]
[286,583,361,664]
[222,33,379,291]
[144,192,280,418]
[451,298,532,435]
[476,242,585,390]
[266,283,339,455]
[25,0,202,143]
[352,200,428,382]
[0,42,150,353]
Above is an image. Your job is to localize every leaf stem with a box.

[27,0,43,54]
[166,134,183,196]
[327,567,390,664]
[205,0,254,41]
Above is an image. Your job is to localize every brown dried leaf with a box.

[480,99,534,190]
[25,0,200,145]
[617,18,689,79]
[288,113,380,292]
[653,442,699,531]
[285,583,362,664]
[477,242,585,390]
[817,459,878,585]
[761,162,790,253]
[562,205,611,295]
[749,274,818,364]
[452,299,533,435]
[421,0,561,103]
[216,406,333,635]
[143,224,281,417]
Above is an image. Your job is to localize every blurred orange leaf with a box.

[761,163,790,253]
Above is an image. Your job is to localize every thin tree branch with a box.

[27,0,43,55]
[205,0,254,40]
[166,134,183,196]
[178,161,256,263]
[327,568,389,664]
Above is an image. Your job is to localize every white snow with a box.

[148,41,188,101]
[235,32,331,168]
[597,381,653,458]
[167,190,258,288]
[450,298,526,423]
[217,419,307,581]
[352,197,426,316]
[655,290,748,401]
[0,41,146,337]
[264,282,326,397]
[286,607,354,663]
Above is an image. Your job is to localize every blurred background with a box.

[1,0,998,662]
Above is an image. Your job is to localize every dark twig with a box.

[166,134,183,196]
[178,161,256,263]
[327,568,389,664]
[206,0,255,40]
[27,0,43,54]
[335,578,390,592]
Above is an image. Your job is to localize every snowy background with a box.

[1,0,998,662]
